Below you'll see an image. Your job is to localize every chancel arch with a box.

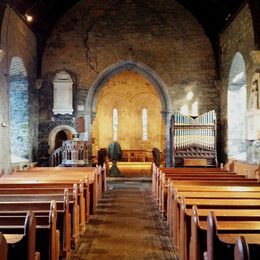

[9,56,29,164]
[85,60,172,165]
[227,52,247,160]
[91,70,165,156]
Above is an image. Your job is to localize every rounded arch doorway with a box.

[48,125,77,154]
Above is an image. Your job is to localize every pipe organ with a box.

[171,110,217,167]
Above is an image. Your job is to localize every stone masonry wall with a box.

[42,0,217,114]
[0,6,38,173]
[219,4,255,163]
[41,0,218,164]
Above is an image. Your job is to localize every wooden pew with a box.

[10,168,98,214]
[167,185,260,247]
[0,211,38,260]
[0,232,7,260]
[162,176,259,220]
[0,201,60,260]
[167,179,260,221]
[155,169,240,210]
[167,183,260,255]
[0,177,91,218]
[0,189,72,257]
[23,166,104,199]
[206,211,260,260]
[152,166,230,201]
[154,166,260,260]
[176,196,260,257]
[234,236,250,260]
[0,184,87,226]
[189,205,260,260]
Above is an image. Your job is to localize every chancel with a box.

[0,0,260,259]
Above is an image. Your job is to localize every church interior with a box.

[0,0,260,259]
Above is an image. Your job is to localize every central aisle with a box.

[71,180,177,259]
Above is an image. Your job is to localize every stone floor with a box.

[70,180,178,260]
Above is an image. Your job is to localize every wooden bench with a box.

[151,164,228,198]
[0,177,91,217]
[161,177,258,219]
[189,205,260,260]
[25,166,105,198]
[0,200,60,260]
[153,167,235,206]
[0,189,73,257]
[176,196,260,259]
[0,184,86,229]
[10,167,99,214]
[0,211,40,260]
[234,236,250,260]
[153,166,260,260]
[167,185,260,242]
[0,232,7,260]
[205,211,260,260]
[0,167,106,259]
[166,181,260,258]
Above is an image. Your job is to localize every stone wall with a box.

[0,6,38,173]
[41,0,218,165]
[219,4,256,163]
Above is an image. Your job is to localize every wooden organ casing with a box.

[171,110,217,167]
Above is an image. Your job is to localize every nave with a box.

[71,180,177,260]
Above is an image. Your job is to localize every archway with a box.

[227,52,247,160]
[92,70,165,155]
[9,57,29,163]
[85,60,172,166]
[48,125,77,154]
[55,130,68,150]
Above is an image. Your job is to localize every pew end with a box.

[206,211,217,260]
[0,232,7,260]
[234,236,250,260]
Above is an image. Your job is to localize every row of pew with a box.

[152,164,260,260]
[0,166,106,259]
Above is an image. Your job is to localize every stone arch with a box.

[85,60,173,166]
[9,56,29,163]
[48,125,77,154]
[227,52,247,160]
[86,60,171,114]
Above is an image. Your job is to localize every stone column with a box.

[162,111,173,167]
[84,111,96,160]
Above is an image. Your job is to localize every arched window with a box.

[227,52,247,160]
[142,108,148,140]
[9,57,29,163]
[113,108,118,141]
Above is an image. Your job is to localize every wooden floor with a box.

[70,179,177,259]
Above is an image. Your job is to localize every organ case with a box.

[171,110,217,167]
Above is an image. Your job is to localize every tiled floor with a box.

[70,180,177,259]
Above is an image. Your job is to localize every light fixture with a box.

[25,13,33,22]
